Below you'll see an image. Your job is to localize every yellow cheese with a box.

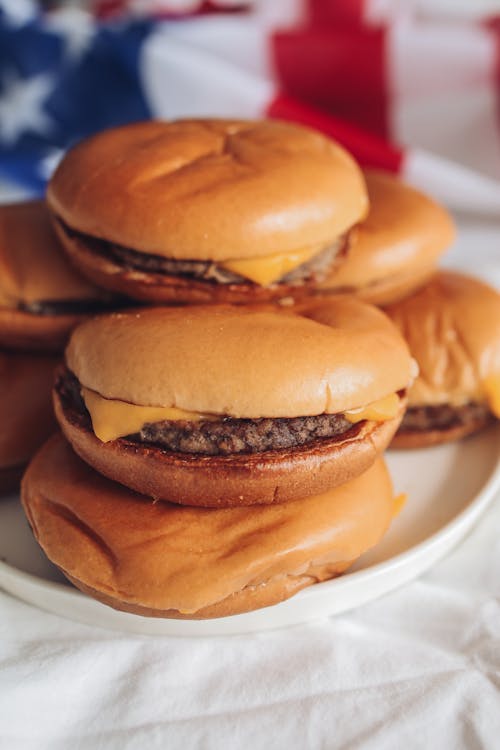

[82,387,401,445]
[483,374,500,418]
[81,387,216,443]
[393,493,407,517]
[344,393,400,424]
[220,246,322,286]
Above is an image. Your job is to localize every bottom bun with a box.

[22,434,395,619]
[64,561,354,620]
[54,386,405,507]
[54,223,321,306]
[391,413,493,449]
[0,350,59,495]
[316,264,436,307]
[0,306,89,353]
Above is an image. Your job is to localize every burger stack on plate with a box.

[6,118,499,620]
[0,201,115,495]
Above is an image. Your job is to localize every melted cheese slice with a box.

[82,388,401,444]
[483,374,500,418]
[220,246,321,286]
[393,493,407,517]
[81,387,216,443]
[344,393,400,424]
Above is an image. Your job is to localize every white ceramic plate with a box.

[1,426,499,636]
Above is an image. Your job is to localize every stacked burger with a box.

[0,201,116,495]
[317,164,500,446]
[15,118,500,620]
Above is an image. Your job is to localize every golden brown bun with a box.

[0,306,98,353]
[384,271,500,411]
[64,562,354,619]
[22,434,394,618]
[0,351,58,494]
[54,385,405,506]
[0,201,117,352]
[334,265,437,307]
[316,171,455,305]
[52,222,321,306]
[0,201,103,307]
[47,119,368,261]
[66,303,413,417]
[390,415,495,449]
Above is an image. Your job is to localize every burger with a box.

[0,200,119,495]
[385,271,500,447]
[0,201,116,352]
[315,170,455,306]
[0,351,58,494]
[53,301,413,507]
[46,119,368,305]
[22,433,396,618]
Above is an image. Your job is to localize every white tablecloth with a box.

[1,217,499,749]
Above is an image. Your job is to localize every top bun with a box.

[66,301,412,418]
[47,119,368,261]
[0,201,102,308]
[317,170,455,301]
[384,271,500,410]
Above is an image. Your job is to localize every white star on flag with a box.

[0,69,54,145]
[44,8,95,61]
[0,0,37,29]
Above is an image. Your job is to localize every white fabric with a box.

[1,484,499,748]
[1,221,499,749]
[389,21,500,180]
[366,0,500,22]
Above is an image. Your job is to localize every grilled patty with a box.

[399,402,491,433]
[58,219,347,287]
[56,369,362,456]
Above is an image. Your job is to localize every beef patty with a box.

[56,369,363,456]
[58,219,348,287]
[399,402,491,433]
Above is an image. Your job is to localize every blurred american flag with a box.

[3,0,500,213]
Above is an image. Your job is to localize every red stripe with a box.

[307,0,366,26]
[483,18,500,153]
[267,94,404,172]
[273,27,390,138]
[92,0,124,18]
[92,1,248,19]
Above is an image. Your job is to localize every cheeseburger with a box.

[0,200,120,494]
[0,201,115,352]
[54,302,413,506]
[385,271,500,447]
[316,170,455,306]
[47,119,368,304]
[22,434,396,618]
[0,351,58,494]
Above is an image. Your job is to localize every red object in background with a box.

[93,0,247,20]
[307,0,367,27]
[273,26,389,138]
[267,93,403,172]
[486,18,500,116]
